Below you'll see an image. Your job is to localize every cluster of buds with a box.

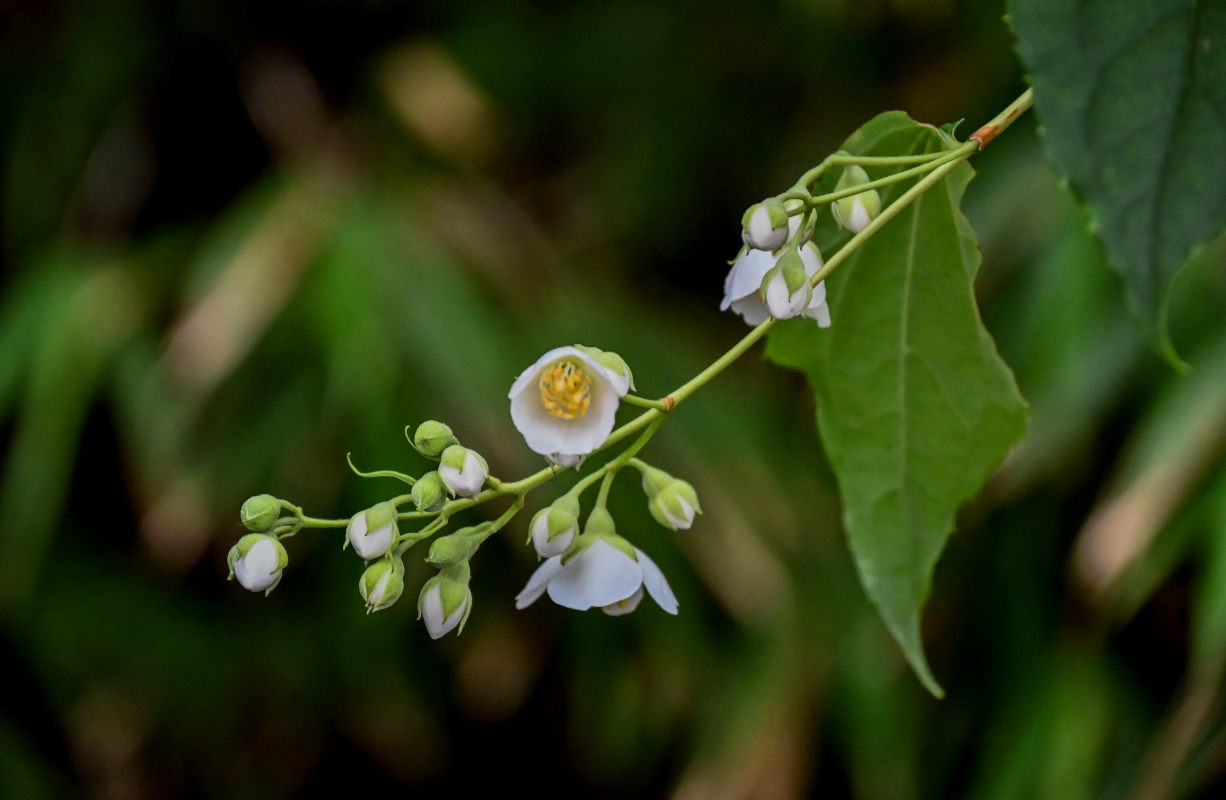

[721,160,881,327]
[226,421,492,639]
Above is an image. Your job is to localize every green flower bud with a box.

[530,493,581,558]
[640,466,702,530]
[240,494,281,532]
[832,164,881,234]
[438,445,489,497]
[412,421,458,459]
[346,501,399,560]
[760,247,812,320]
[411,471,447,512]
[360,555,406,613]
[418,562,472,639]
[741,197,790,251]
[227,533,289,594]
[426,523,490,567]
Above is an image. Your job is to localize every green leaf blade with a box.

[1009,0,1226,351]
[767,112,1028,697]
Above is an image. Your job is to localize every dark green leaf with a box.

[1009,0,1226,356]
[766,112,1028,696]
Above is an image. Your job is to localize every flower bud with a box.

[411,471,447,512]
[347,501,398,560]
[760,247,812,320]
[412,421,458,459]
[240,494,281,532]
[418,562,472,639]
[831,165,881,234]
[530,494,580,558]
[438,445,488,497]
[228,533,289,594]
[741,198,790,251]
[640,465,702,530]
[360,555,406,613]
[426,523,489,567]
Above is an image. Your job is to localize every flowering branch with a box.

[227,90,1034,639]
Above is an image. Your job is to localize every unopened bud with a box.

[412,421,458,459]
[741,198,790,251]
[360,556,406,613]
[240,494,281,532]
[412,471,447,512]
[832,164,881,234]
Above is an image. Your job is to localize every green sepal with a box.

[411,471,447,512]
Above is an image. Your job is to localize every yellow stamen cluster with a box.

[539,361,591,419]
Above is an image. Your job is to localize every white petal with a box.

[515,556,565,609]
[664,498,695,530]
[546,539,642,610]
[602,586,644,616]
[802,280,831,328]
[547,452,583,468]
[847,197,871,233]
[351,520,393,560]
[799,242,824,276]
[729,294,771,325]
[721,249,775,310]
[634,547,678,614]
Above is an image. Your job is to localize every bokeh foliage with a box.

[1,0,1224,798]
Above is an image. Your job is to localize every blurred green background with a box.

[2,0,1225,797]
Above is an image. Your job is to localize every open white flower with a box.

[515,537,678,615]
[721,242,830,328]
[509,346,628,465]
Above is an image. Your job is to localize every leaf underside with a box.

[1010,0,1226,356]
[766,112,1028,697]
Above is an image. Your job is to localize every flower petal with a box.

[601,586,644,616]
[721,249,775,310]
[634,547,678,614]
[546,539,642,610]
[515,556,565,609]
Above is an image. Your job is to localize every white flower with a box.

[228,533,288,593]
[346,502,397,560]
[438,445,487,497]
[721,242,830,328]
[741,200,790,251]
[509,346,629,465]
[515,538,678,615]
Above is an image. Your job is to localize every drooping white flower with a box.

[509,346,629,466]
[228,533,288,594]
[346,501,398,560]
[438,445,488,497]
[721,242,830,328]
[515,537,678,615]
